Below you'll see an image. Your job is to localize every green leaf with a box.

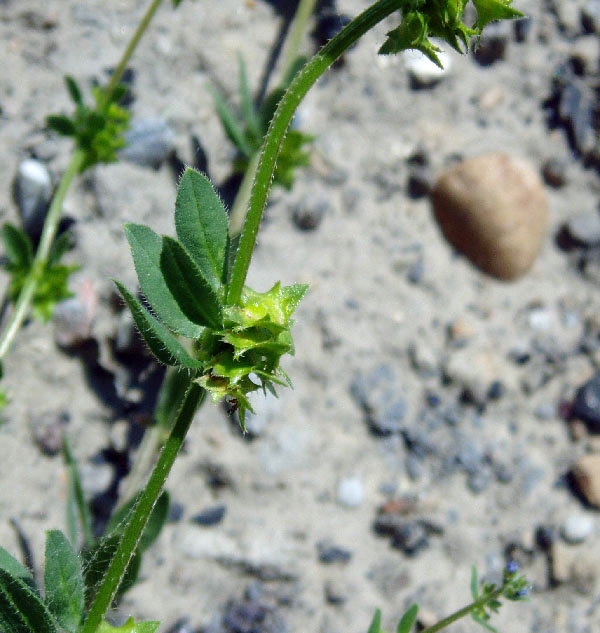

[82,536,141,606]
[64,76,83,106]
[99,616,160,633]
[31,264,77,323]
[471,565,480,600]
[154,367,191,429]
[471,613,498,633]
[1,224,33,269]
[47,115,77,136]
[0,569,56,633]
[0,549,33,587]
[367,609,382,633]
[174,168,229,289]
[48,231,74,267]
[397,603,418,633]
[124,224,204,338]
[105,491,170,553]
[44,530,84,633]
[160,236,223,329]
[172,0,184,6]
[62,436,93,549]
[209,85,254,157]
[472,0,523,30]
[238,53,261,140]
[114,281,205,369]
[379,12,443,67]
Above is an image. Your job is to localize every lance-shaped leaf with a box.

[1,224,33,270]
[160,236,223,329]
[396,604,419,633]
[124,224,203,338]
[115,281,204,369]
[174,169,229,288]
[367,609,382,633]
[44,530,84,633]
[472,0,523,30]
[0,569,56,633]
[0,549,34,589]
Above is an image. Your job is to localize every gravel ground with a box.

[2,1,600,632]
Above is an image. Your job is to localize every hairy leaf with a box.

[46,115,77,136]
[114,281,204,369]
[44,530,84,633]
[0,549,33,587]
[209,85,253,157]
[472,0,523,30]
[396,603,419,633]
[1,224,33,269]
[124,224,204,338]
[174,168,229,289]
[0,569,56,633]
[160,236,223,329]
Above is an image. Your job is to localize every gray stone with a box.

[13,158,52,238]
[292,196,329,231]
[561,514,595,544]
[582,0,600,33]
[336,476,364,508]
[120,118,174,169]
[29,410,69,456]
[565,211,600,247]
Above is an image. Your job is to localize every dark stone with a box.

[535,525,557,551]
[582,1,600,33]
[407,257,425,284]
[474,22,510,65]
[29,410,70,456]
[192,505,227,526]
[168,501,185,523]
[572,372,600,431]
[221,597,287,633]
[317,542,352,564]
[292,196,329,231]
[313,12,352,47]
[542,158,567,188]
[514,17,532,42]
[324,580,347,605]
[407,166,432,198]
[564,212,600,248]
[391,521,430,556]
[487,380,506,401]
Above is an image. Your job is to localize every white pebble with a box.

[402,49,451,86]
[562,514,595,544]
[337,476,364,508]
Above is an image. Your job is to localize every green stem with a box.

[0,149,85,360]
[280,0,318,77]
[99,0,165,109]
[81,383,204,633]
[421,588,504,633]
[229,152,260,237]
[226,0,403,305]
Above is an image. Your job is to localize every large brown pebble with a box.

[431,153,548,280]
[572,454,600,508]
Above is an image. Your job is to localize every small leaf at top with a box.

[64,76,83,106]
[367,609,382,633]
[99,616,160,633]
[174,168,229,288]
[208,85,254,157]
[379,12,443,67]
[472,0,523,31]
[471,613,499,633]
[238,53,261,140]
[0,569,56,633]
[124,223,204,339]
[114,281,205,369]
[44,530,84,633]
[160,236,223,329]
[46,115,77,136]
[396,603,419,633]
[1,224,33,269]
[471,565,480,600]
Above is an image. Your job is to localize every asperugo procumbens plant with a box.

[0,0,183,393]
[0,1,529,633]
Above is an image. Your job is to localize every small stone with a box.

[406,257,425,284]
[317,542,352,564]
[447,318,474,347]
[407,166,433,198]
[391,521,430,556]
[13,158,52,239]
[416,609,437,630]
[337,476,364,508]
[119,119,174,169]
[292,196,329,230]
[191,505,227,527]
[565,212,600,248]
[324,580,347,605]
[535,525,557,551]
[53,279,97,349]
[514,17,533,42]
[569,36,600,76]
[561,514,595,544]
[431,153,548,280]
[541,158,567,188]
[168,501,185,522]
[467,467,492,494]
[403,49,451,87]
[571,454,600,507]
[474,21,510,65]
[29,410,69,456]
[582,0,600,33]
[572,372,600,431]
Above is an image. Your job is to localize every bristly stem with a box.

[81,383,204,633]
[226,0,403,305]
[0,149,85,360]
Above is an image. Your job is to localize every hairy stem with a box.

[421,588,504,633]
[226,0,403,305]
[0,149,85,360]
[81,383,204,633]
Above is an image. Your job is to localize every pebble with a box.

[337,476,364,508]
[292,196,329,231]
[431,153,548,280]
[407,165,432,198]
[53,279,97,349]
[349,364,408,435]
[29,410,69,456]
[565,211,600,248]
[79,461,114,498]
[572,372,600,431]
[571,454,600,507]
[535,524,557,551]
[324,580,347,605]
[402,49,451,87]
[119,118,174,169]
[561,514,595,544]
[13,158,52,240]
[514,17,533,42]
[317,542,352,564]
[474,21,511,65]
[406,257,425,284]
[541,158,567,188]
[582,0,600,33]
[192,505,227,527]
[569,36,600,76]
